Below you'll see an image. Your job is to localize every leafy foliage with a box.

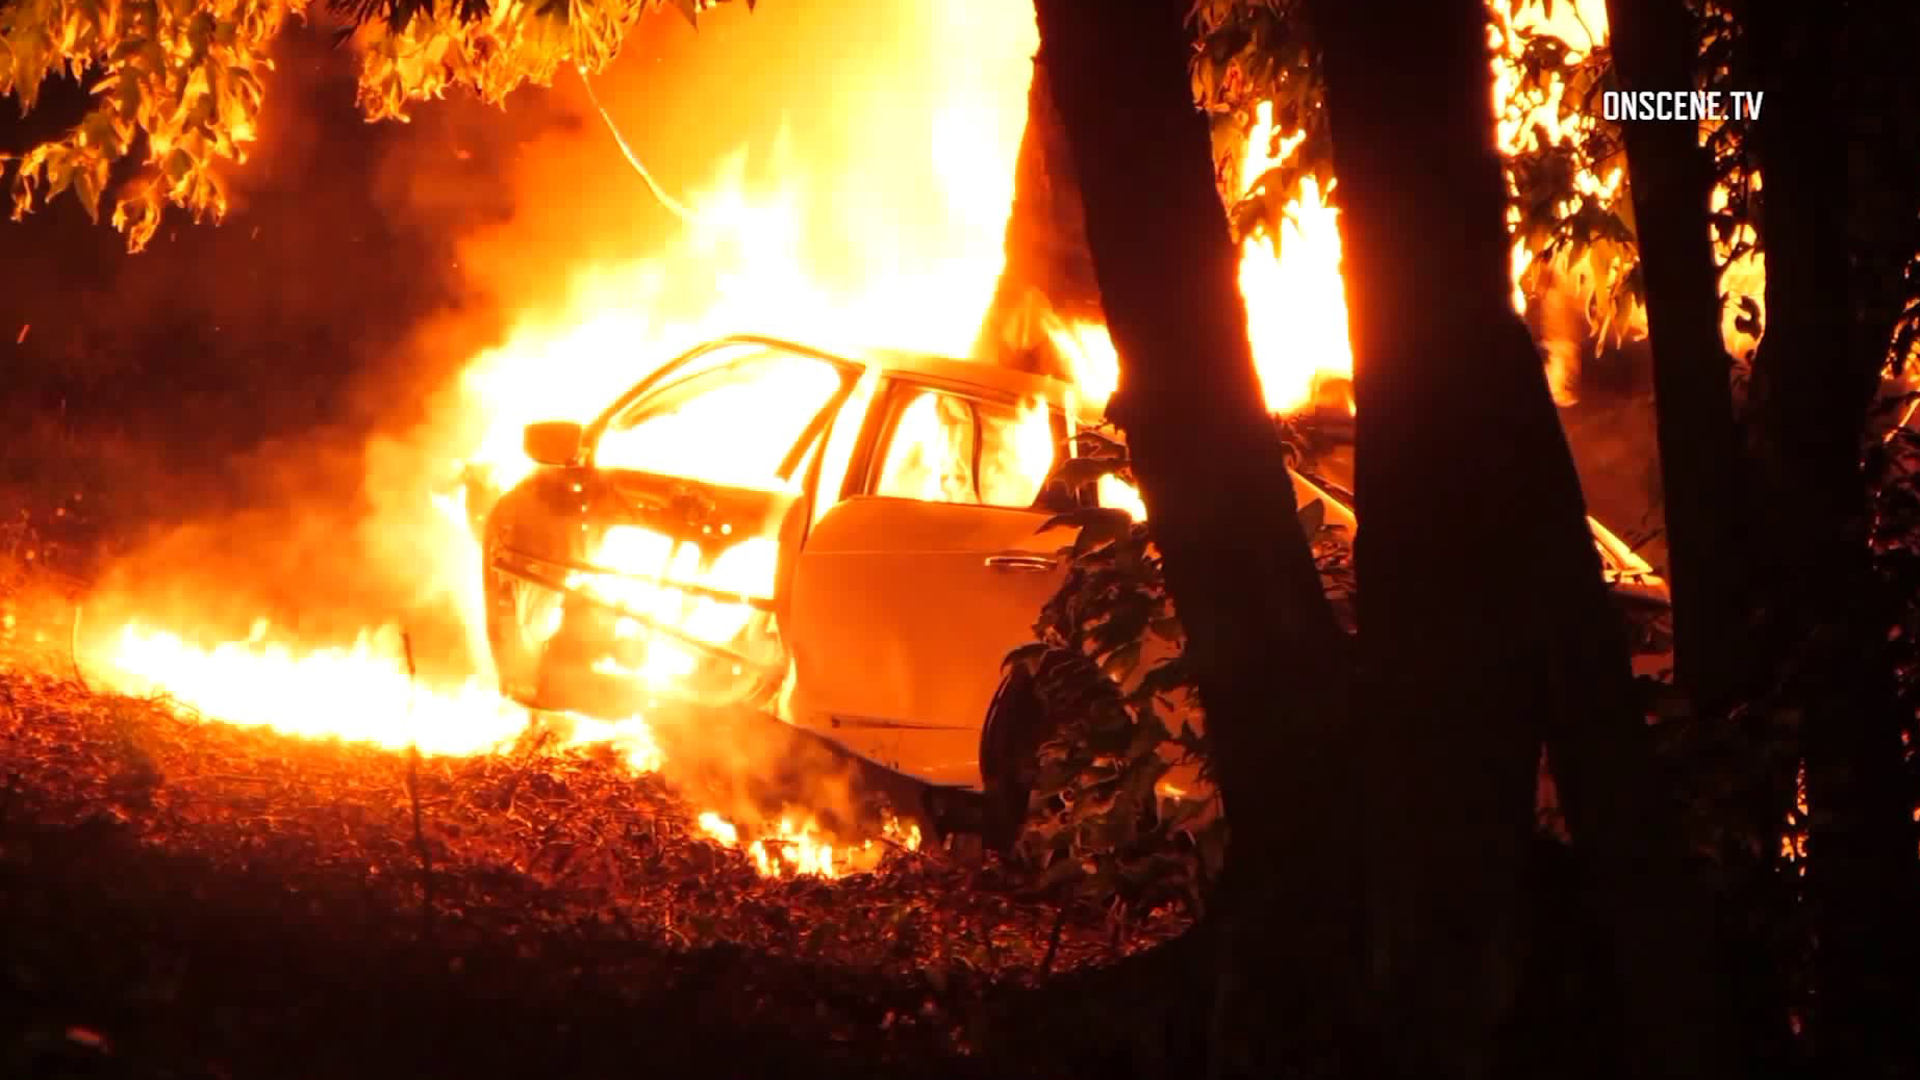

[1863,402,1920,834]
[1004,427,1352,916]
[1496,7,1645,349]
[1188,0,1327,257]
[3,0,300,248]
[351,0,668,123]
[1188,0,1771,360]
[2,0,729,250]
[1635,404,1920,1043]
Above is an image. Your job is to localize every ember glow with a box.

[696,808,924,879]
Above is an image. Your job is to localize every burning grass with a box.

[0,654,1189,1076]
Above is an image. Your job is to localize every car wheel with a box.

[978,661,1059,856]
[980,649,1134,858]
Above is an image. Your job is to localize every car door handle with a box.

[984,551,1057,572]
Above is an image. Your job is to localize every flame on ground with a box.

[697,808,924,879]
[103,618,663,770]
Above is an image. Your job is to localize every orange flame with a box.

[104,618,663,770]
[1054,0,1761,418]
[84,0,1042,880]
[1235,103,1353,414]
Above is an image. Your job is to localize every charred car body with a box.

[475,335,1670,837]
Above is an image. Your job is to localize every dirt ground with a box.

[0,640,1197,1080]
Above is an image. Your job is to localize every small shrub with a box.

[1004,428,1351,916]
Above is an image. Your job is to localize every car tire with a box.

[981,648,1133,858]
[978,661,1062,856]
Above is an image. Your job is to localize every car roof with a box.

[876,352,1095,408]
[709,334,1094,414]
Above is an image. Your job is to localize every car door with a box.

[531,341,857,708]
[784,377,1075,787]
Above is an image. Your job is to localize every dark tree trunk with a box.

[1746,5,1920,1073]
[1306,0,1729,1076]
[971,63,1103,381]
[1604,0,1749,710]
[1839,1,1920,384]
[1028,0,1363,1073]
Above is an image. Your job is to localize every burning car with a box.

[476,334,1669,836]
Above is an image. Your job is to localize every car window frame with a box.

[844,376,1072,509]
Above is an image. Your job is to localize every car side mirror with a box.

[523,421,583,466]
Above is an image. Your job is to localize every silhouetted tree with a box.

[1605,0,1748,710]
[1305,1,1730,1076]
[1740,4,1920,1073]
[1029,0,1363,1073]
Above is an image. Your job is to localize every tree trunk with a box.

[1746,5,1920,1073]
[1307,0,1729,1075]
[1028,0,1363,1073]
[971,63,1103,380]
[1604,0,1750,711]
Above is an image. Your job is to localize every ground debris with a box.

[0,666,1189,1078]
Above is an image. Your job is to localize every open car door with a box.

[504,339,858,713]
[785,380,1075,788]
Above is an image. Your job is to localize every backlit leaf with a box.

[75,152,108,222]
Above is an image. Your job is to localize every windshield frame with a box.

[579,336,865,486]
[582,336,865,450]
